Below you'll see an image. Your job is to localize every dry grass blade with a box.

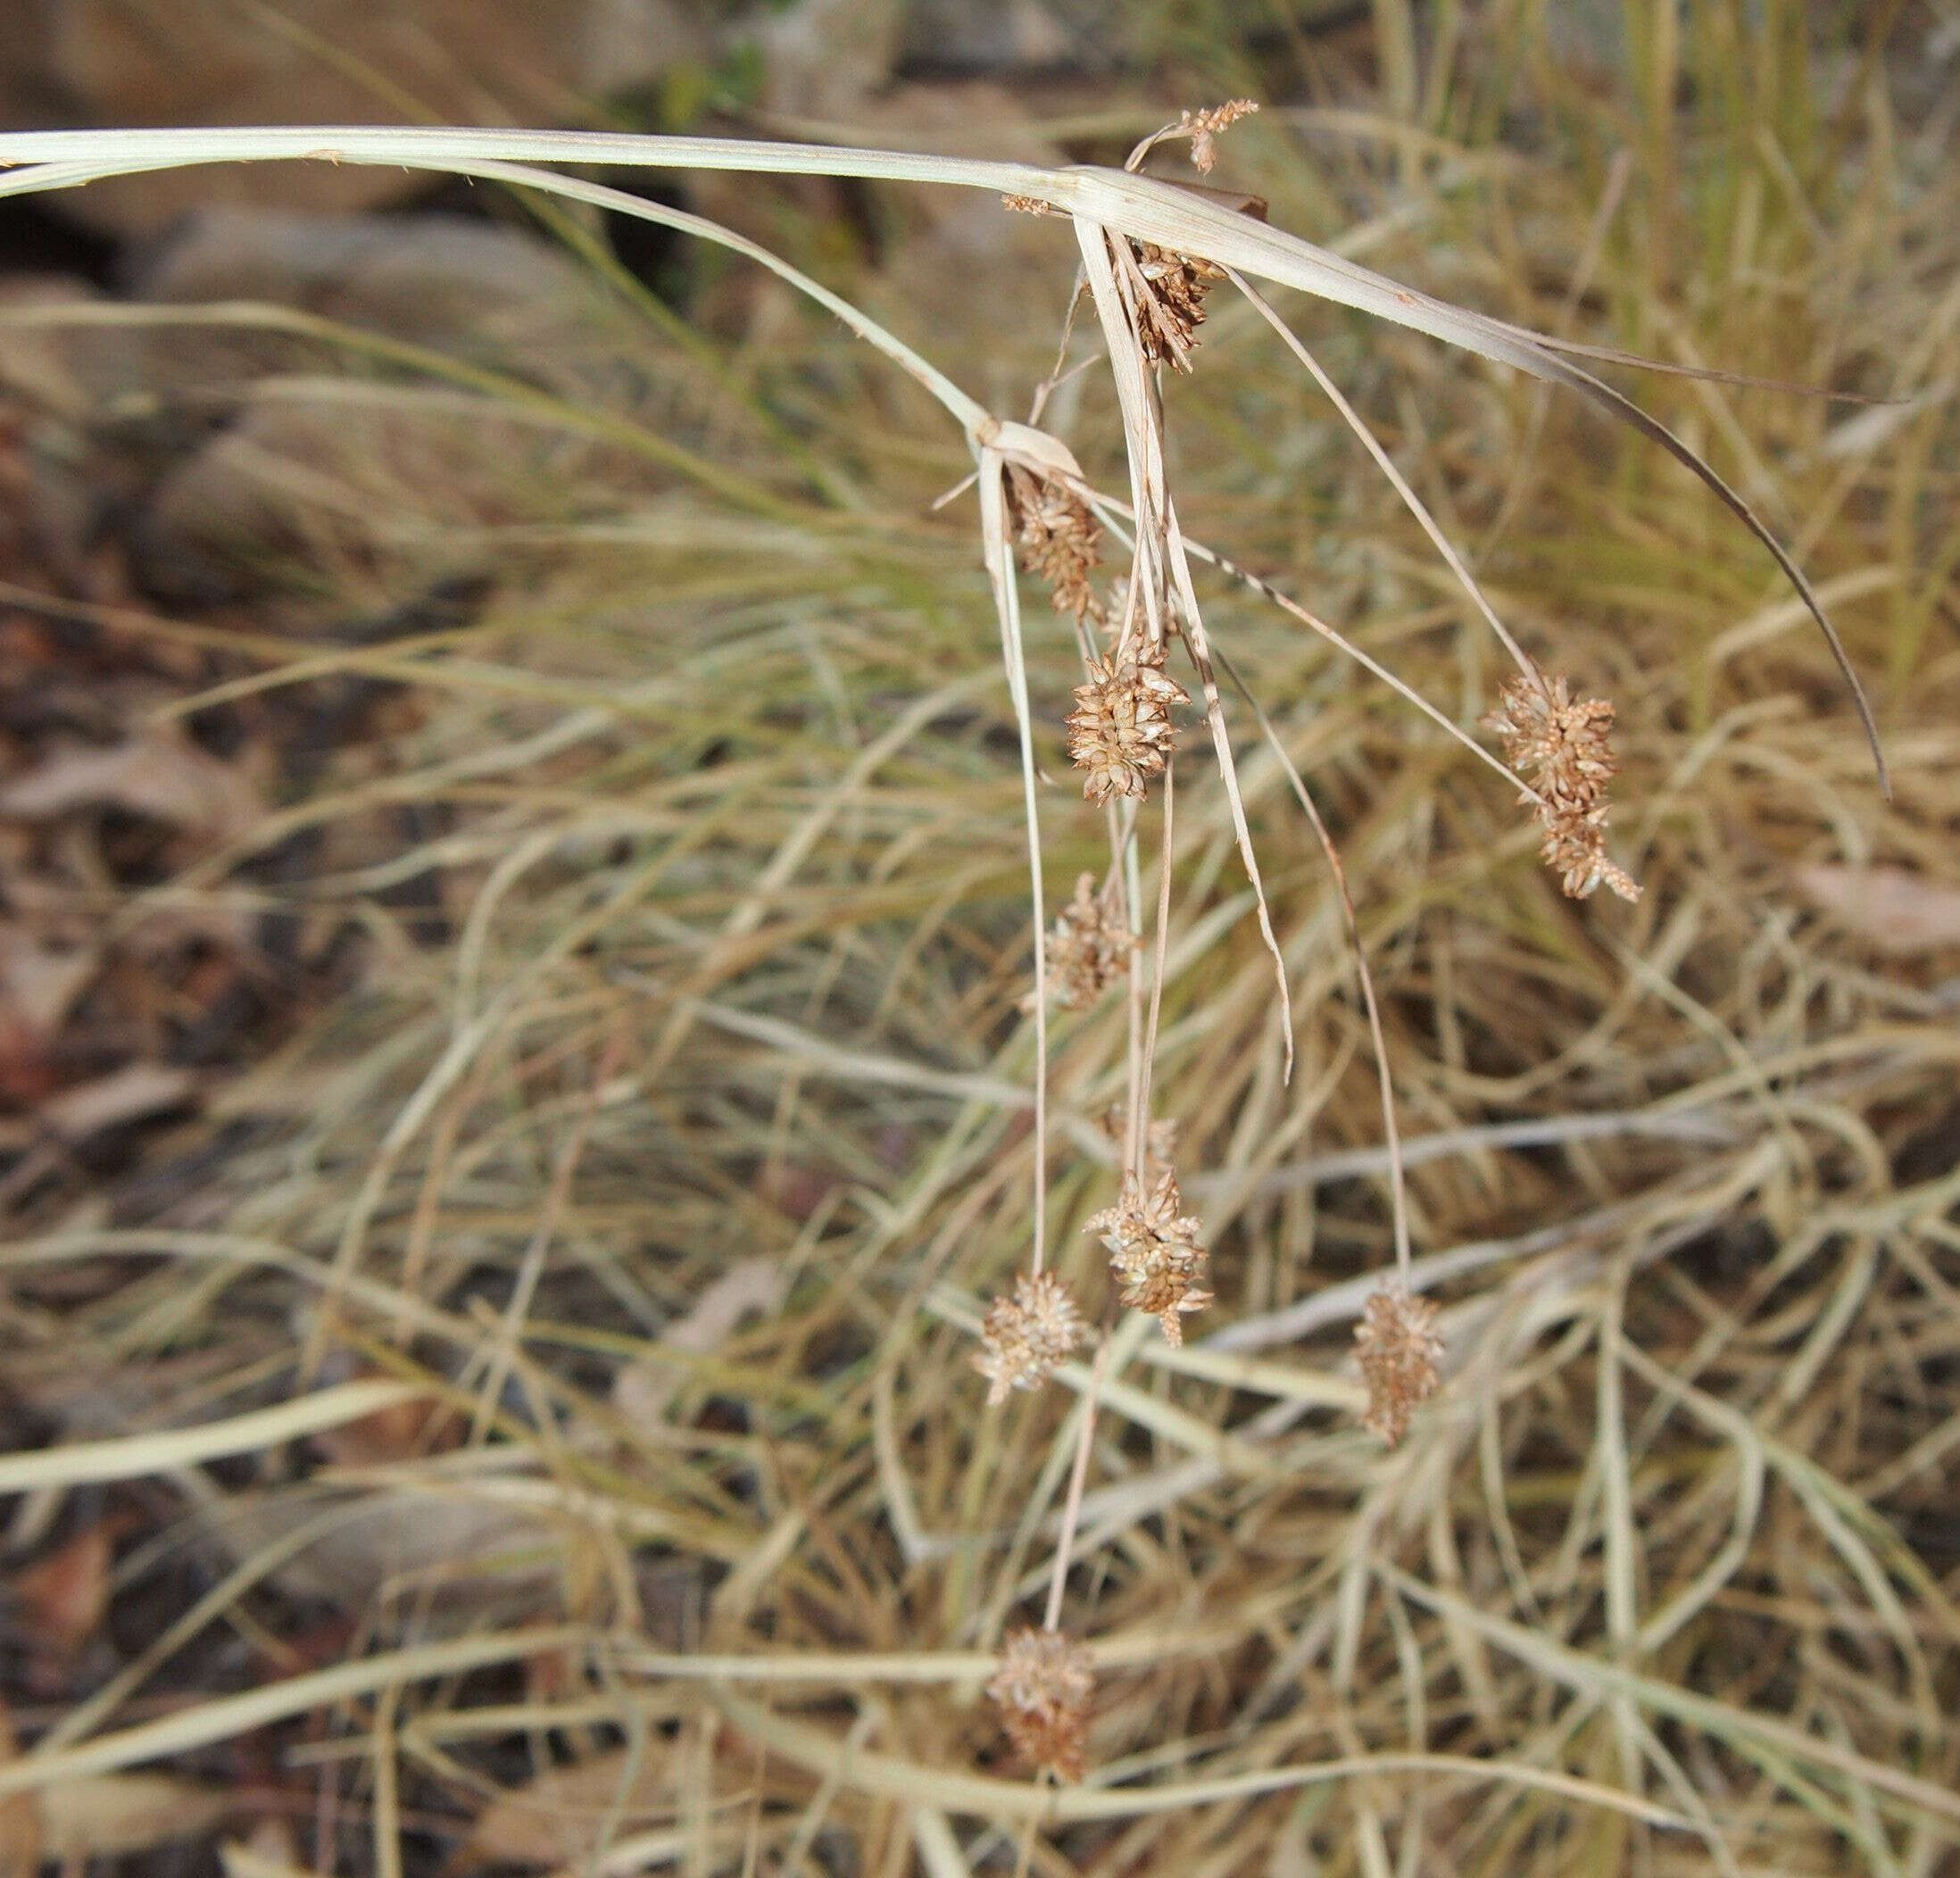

[0,1381,427,1492]
[2,1633,584,1794]
[709,1690,1697,1831]
[0,123,1881,789]
[1073,214,1295,1076]
[1379,1566,1960,1832]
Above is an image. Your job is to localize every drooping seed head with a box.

[1022,873,1134,1013]
[1179,98,1259,174]
[1484,670,1640,902]
[975,1269,1086,1405]
[1066,649,1186,803]
[1086,1168,1211,1344]
[1130,241,1225,370]
[1006,466,1102,623]
[987,1625,1094,1782]
[1353,1284,1445,1446]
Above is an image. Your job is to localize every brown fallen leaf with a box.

[40,1061,197,1142]
[0,1694,42,1878]
[38,1774,230,1862]
[0,1011,57,1107]
[11,1519,116,1660]
[0,727,262,844]
[1797,863,1960,955]
[310,1367,465,1467]
[613,1256,785,1425]
[454,1747,675,1871]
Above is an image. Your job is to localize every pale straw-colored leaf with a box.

[0,126,1881,787]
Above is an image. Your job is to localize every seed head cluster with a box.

[1484,670,1640,902]
[975,1269,1086,1405]
[1179,98,1259,174]
[1007,466,1103,623]
[987,1625,1094,1782]
[1354,1284,1444,1447]
[1066,646,1186,803]
[1087,1168,1211,1343]
[1022,872,1133,1013]
[1131,242,1225,371]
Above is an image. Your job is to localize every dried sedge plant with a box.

[1098,1109,1178,1182]
[1006,464,1103,623]
[1115,99,1258,372]
[1127,242,1226,371]
[4,95,1891,1809]
[1065,647,1187,803]
[1096,572,1181,649]
[1176,98,1261,176]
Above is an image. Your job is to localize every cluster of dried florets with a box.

[1354,1284,1444,1447]
[1066,644,1187,803]
[975,1269,1086,1404]
[1130,242,1225,371]
[1021,872,1133,1013]
[1007,466,1103,623]
[1086,1168,1212,1343]
[988,1625,1094,1782]
[1179,98,1259,174]
[1485,670,1640,902]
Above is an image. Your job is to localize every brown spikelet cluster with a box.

[1131,242,1225,370]
[1021,873,1133,1013]
[1001,193,1051,215]
[1087,1169,1211,1343]
[975,1269,1086,1405]
[1065,645,1186,803]
[1180,98,1259,174]
[1484,671,1640,902]
[1007,466,1102,622]
[987,1625,1094,1782]
[1353,1284,1444,1447]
